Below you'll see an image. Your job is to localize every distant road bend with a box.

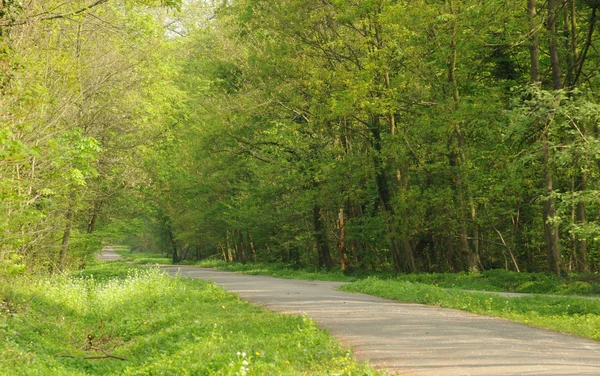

[99,247,600,376]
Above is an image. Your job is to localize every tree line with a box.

[0,0,181,272]
[3,0,600,275]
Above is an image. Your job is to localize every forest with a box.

[2,0,600,276]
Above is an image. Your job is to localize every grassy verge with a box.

[111,247,172,265]
[341,277,600,341]
[384,269,600,296]
[0,260,379,375]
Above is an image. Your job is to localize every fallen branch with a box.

[55,351,127,361]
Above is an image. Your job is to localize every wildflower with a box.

[242,360,249,366]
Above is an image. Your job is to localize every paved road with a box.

[97,246,125,261]
[99,248,600,375]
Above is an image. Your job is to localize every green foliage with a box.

[7,0,600,277]
[0,263,378,375]
[386,269,600,296]
[0,0,183,271]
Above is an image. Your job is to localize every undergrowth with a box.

[0,260,378,375]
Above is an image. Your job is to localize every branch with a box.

[574,6,597,86]
[0,0,109,27]
[55,351,127,361]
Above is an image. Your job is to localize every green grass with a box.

[387,269,600,296]
[112,248,171,265]
[341,277,600,341]
[0,260,378,375]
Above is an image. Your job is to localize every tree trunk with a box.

[339,208,346,270]
[87,200,102,233]
[528,0,541,84]
[563,0,578,88]
[544,0,562,275]
[168,226,179,264]
[548,0,562,91]
[542,138,561,275]
[575,173,588,272]
[370,117,414,272]
[247,230,257,262]
[447,0,478,272]
[313,205,333,270]
[238,230,247,262]
[59,191,77,270]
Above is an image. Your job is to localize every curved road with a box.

[99,248,600,375]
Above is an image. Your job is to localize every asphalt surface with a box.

[99,248,600,375]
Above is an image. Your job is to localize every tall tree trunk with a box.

[548,0,562,91]
[544,0,562,275]
[247,230,257,262]
[447,0,478,271]
[366,7,416,273]
[225,233,233,262]
[168,226,179,264]
[59,191,77,270]
[87,200,102,233]
[563,0,578,88]
[574,164,588,271]
[528,0,541,84]
[542,140,560,275]
[238,230,247,262]
[313,205,333,270]
[370,117,414,272]
[339,208,346,271]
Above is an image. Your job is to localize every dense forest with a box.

[3,0,600,275]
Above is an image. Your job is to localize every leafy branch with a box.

[0,0,109,27]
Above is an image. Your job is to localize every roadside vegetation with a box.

[0,260,378,375]
[116,248,600,342]
[116,249,600,296]
[340,278,600,342]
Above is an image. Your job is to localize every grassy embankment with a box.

[116,248,600,342]
[0,259,378,375]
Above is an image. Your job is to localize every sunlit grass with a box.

[0,261,379,375]
[341,277,600,341]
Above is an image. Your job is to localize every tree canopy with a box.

[3,0,600,275]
